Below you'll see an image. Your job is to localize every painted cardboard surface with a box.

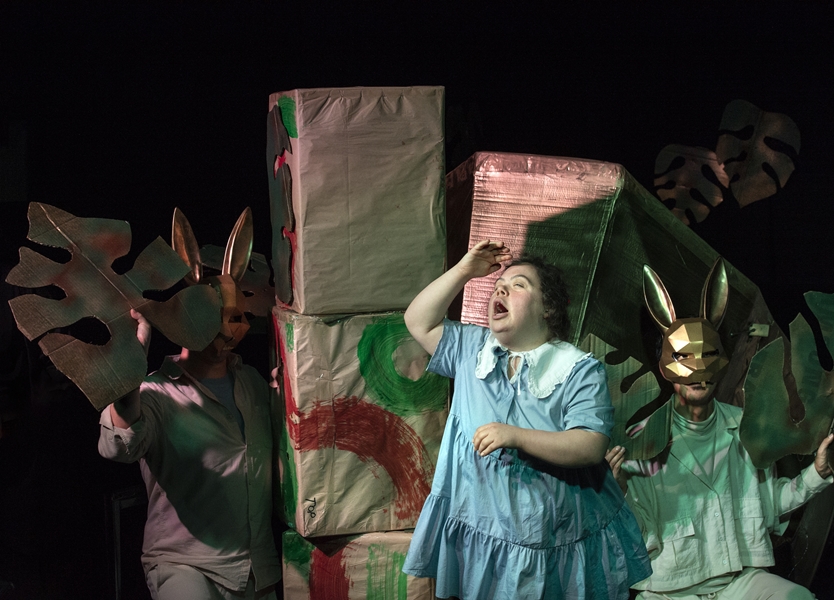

[283,529,436,600]
[272,307,448,537]
[447,152,787,454]
[266,86,446,315]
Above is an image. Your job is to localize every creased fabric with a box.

[403,320,651,599]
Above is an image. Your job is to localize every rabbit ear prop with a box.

[172,207,202,285]
[223,207,253,283]
[642,264,676,333]
[700,257,729,330]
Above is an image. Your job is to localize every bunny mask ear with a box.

[201,207,254,353]
[223,207,253,283]
[642,264,676,333]
[700,257,729,330]
[172,208,202,285]
[171,207,255,352]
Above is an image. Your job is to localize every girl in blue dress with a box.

[402,240,651,599]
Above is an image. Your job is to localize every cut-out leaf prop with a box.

[716,99,800,208]
[201,244,274,317]
[267,101,296,306]
[580,334,669,460]
[741,291,834,468]
[654,145,729,225]
[5,203,221,410]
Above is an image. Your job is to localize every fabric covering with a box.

[403,320,651,599]
[636,566,813,599]
[98,354,281,592]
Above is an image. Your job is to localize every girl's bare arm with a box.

[473,422,609,467]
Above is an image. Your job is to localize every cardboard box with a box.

[447,152,782,410]
[272,307,448,536]
[283,530,435,599]
[267,86,446,315]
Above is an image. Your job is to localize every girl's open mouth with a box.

[493,301,508,315]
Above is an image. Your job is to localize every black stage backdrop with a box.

[1,3,833,599]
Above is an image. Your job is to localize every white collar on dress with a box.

[475,334,591,398]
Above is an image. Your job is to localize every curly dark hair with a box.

[506,255,571,341]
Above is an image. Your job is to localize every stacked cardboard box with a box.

[283,530,436,599]
[266,87,448,598]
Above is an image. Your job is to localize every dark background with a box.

[1,2,833,598]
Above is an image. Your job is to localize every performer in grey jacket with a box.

[99,208,280,600]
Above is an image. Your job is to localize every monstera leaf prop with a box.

[654,145,729,225]
[716,99,801,208]
[6,203,221,410]
[741,292,834,468]
[201,244,274,317]
[580,334,669,460]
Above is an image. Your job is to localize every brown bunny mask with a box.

[171,207,253,352]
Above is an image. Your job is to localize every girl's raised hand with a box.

[458,240,513,279]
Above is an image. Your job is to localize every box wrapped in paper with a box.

[447,152,783,409]
[272,307,448,536]
[283,529,435,599]
[266,86,446,315]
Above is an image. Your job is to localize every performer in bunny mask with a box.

[99,208,280,600]
[607,258,833,599]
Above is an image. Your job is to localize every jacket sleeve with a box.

[97,391,157,463]
[761,462,833,534]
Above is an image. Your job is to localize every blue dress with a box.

[402,321,651,599]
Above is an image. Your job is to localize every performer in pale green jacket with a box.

[607,260,833,599]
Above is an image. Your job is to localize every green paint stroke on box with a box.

[358,313,448,416]
[280,426,299,524]
[285,322,294,352]
[282,530,313,576]
[278,96,298,138]
[366,544,407,600]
